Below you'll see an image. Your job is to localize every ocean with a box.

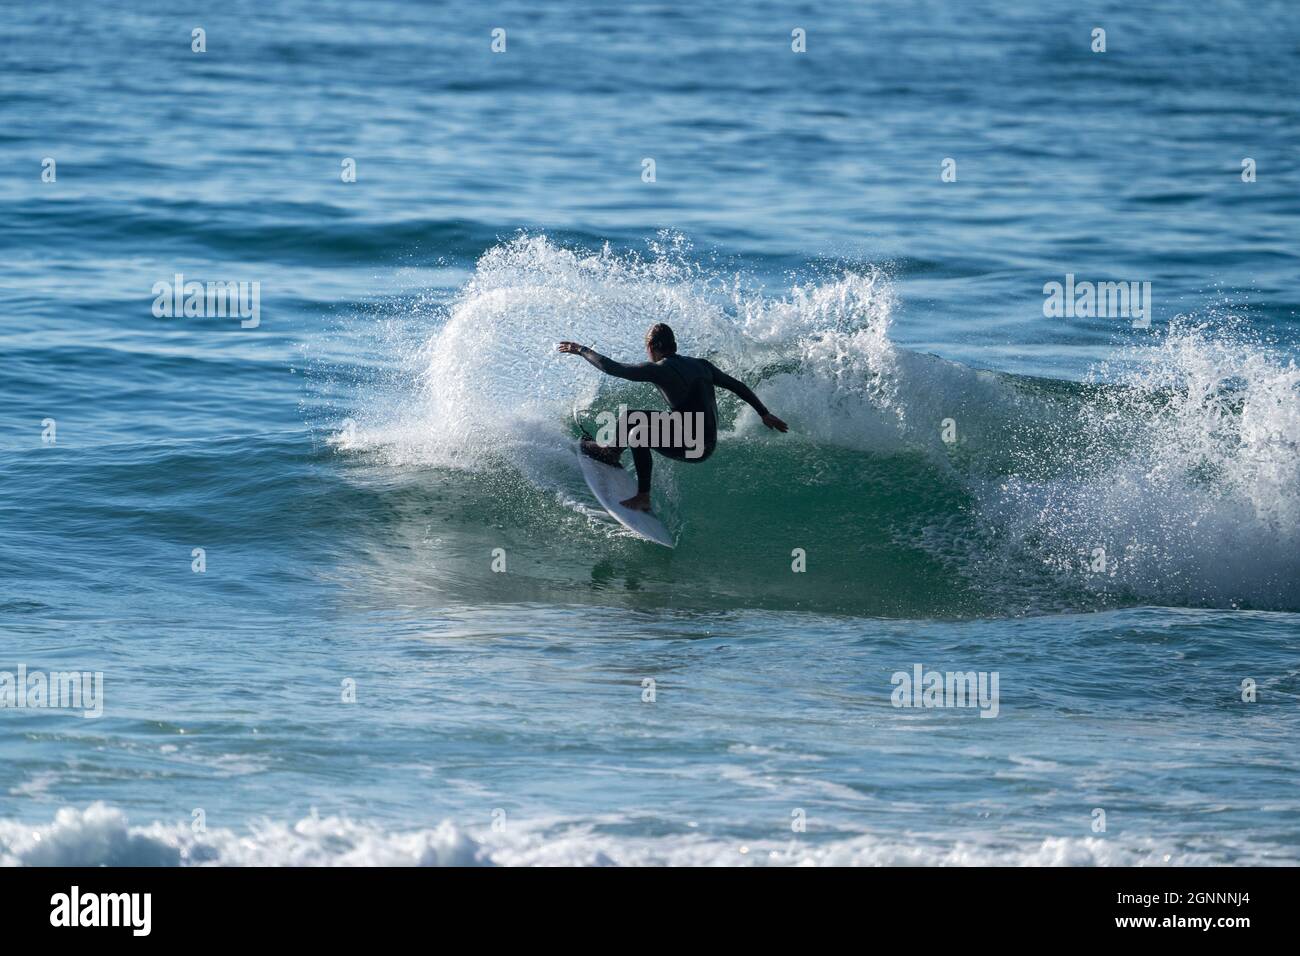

[1,0,1298,865]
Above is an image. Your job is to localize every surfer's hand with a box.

[557,341,585,355]
[762,413,789,433]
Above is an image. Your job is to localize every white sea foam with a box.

[3,803,1285,867]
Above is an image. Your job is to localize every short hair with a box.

[646,323,677,355]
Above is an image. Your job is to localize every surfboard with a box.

[576,443,675,548]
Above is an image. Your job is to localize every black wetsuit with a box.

[578,348,769,493]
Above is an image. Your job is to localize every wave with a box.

[3,803,1282,867]
[322,234,1300,616]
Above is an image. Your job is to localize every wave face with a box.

[327,235,1300,616]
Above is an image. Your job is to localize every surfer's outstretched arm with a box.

[557,342,663,383]
[706,361,789,432]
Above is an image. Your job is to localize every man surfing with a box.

[558,323,788,511]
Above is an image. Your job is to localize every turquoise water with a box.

[1,0,1298,864]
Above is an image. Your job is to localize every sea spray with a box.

[982,312,1300,609]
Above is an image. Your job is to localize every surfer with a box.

[558,324,788,511]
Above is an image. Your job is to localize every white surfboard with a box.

[576,443,675,548]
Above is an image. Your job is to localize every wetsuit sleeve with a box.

[707,361,770,417]
[578,348,667,384]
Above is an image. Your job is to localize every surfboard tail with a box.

[575,440,675,548]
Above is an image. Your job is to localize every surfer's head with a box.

[646,323,677,360]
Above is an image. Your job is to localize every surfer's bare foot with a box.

[620,492,652,512]
[581,439,623,467]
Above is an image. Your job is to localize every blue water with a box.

[2,0,1298,865]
